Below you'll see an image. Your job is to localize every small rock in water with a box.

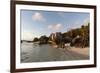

[52,45,58,48]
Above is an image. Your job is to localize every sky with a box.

[21,10,90,41]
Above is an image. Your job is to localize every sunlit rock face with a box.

[49,32,62,44]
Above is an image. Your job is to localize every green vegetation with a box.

[63,23,89,47]
[39,35,49,44]
[33,37,39,42]
[63,23,89,38]
[32,23,89,47]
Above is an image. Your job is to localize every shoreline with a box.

[63,47,89,56]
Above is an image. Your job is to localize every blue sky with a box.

[21,10,90,41]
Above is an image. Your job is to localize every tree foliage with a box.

[33,37,39,42]
[63,23,89,47]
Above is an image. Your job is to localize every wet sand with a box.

[59,47,89,60]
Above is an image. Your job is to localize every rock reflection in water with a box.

[21,42,89,63]
[21,42,68,63]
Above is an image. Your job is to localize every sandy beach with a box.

[67,47,89,56]
[60,46,89,60]
[52,44,89,56]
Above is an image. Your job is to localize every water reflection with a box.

[21,42,89,63]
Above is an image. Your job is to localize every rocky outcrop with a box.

[39,35,49,45]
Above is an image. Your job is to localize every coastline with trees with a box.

[22,23,89,48]
[21,10,90,63]
[21,23,89,62]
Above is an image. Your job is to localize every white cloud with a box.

[21,30,34,41]
[83,18,90,26]
[48,25,53,29]
[48,23,62,31]
[55,24,62,30]
[21,30,43,40]
[32,12,45,21]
